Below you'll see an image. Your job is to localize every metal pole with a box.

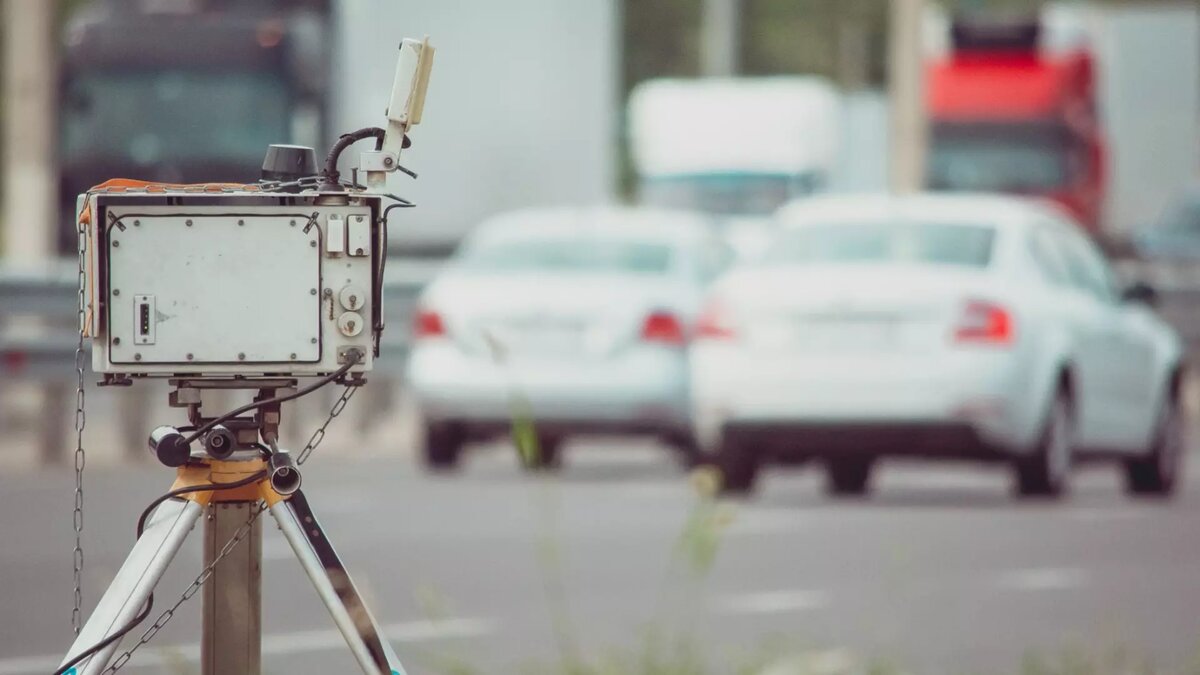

[701,0,741,77]
[1,0,58,258]
[202,502,263,675]
[888,0,928,194]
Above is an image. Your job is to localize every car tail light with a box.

[695,300,736,340]
[954,300,1013,344]
[641,311,687,346]
[1,350,26,374]
[413,308,446,339]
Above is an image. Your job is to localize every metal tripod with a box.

[58,383,406,675]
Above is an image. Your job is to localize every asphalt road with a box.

[2,439,1199,675]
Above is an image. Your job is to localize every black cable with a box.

[180,355,360,447]
[53,597,154,675]
[374,197,417,345]
[54,470,268,675]
[319,127,385,191]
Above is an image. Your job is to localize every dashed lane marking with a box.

[993,567,1089,592]
[714,589,831,615]
[0,618,493,675]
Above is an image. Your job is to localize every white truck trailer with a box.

[628,77,841,256]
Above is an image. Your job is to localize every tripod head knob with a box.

[203,425,237,460]
[268,451,302,496]
[149,426,191,467]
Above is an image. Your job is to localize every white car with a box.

[408,207,730,470]
[690,194,1186,498]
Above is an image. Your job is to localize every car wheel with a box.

[520,434,563,472]
[1014,392,1072,498]
[423,422,464,471]
[825,457,874,497]
[1124,392,1183,498]
[714,439,761,496]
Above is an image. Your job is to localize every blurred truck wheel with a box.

[423,422,464,471]
[1014,391,1073,499]
[519,434,563,473]
[825,457,874,497]
[1124,391,1183,498]
[714,440,761,496]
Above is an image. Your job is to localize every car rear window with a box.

[461,238,673,274]
[768,222,995,268]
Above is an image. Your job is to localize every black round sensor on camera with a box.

[204,425,238,460]
[261,144,317,190]
[148,426,192,467]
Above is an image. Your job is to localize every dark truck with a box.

[57,0,329,253]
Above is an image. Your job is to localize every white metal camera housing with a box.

[83,191,385,380]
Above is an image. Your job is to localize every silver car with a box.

[407,206,730,470]
[692,194,1186,498]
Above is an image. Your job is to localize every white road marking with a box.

[994,567,1089,592]
[1062,507,1150,522]
[759,648,861,675]
[715,589,831,615]
[879,471,1001,490]
[0,618,493,675]
[725,510,812,536]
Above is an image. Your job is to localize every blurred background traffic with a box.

[3,0,1200,673]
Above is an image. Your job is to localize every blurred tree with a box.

[623,0,703,91]
[740,0,889,87]
[624,0,1168,94]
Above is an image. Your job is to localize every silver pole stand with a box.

[58,499,203,674]
[202,502,263,675]
[58,387,408,675]
[270,492,405,673]
[58,487,407,675]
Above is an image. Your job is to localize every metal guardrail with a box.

[0,258,438,465]
[0,258,438,381]
[0,261,80,384]
[5,254,1200,464]
[7,257,1200,380]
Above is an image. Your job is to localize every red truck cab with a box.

[926,19,1106,232]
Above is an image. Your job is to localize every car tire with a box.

[520,434,563,472]
[1014,392,1073,498]
[423,422,464,471]
[664,432,703,469]
[1124,391,1183,498]
[825,457,874,497]
[714,439,761,496]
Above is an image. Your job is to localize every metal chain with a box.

[297,385,358,465]
[72,218,89,635]
[102,502,266,674]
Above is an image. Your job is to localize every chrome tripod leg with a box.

[269,491,406,675]
[59,498,203,675]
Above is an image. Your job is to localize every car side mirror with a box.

[1122,280,1159,307]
